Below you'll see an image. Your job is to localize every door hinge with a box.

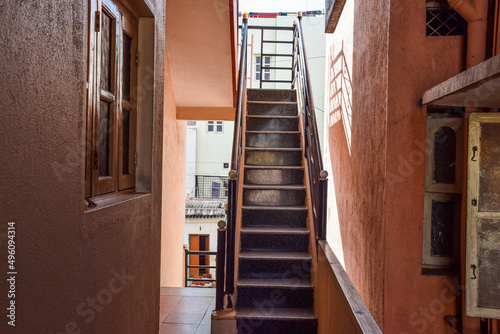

[93,150,99,170]
[135,51,139,67]
[134,151,137,167]
[95,11,101,32]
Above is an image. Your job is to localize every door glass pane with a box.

[433,126,456,184]
[100,11,113,91]
[99,101,111,176]
[477,218,500,309]
[122,33,132,102]
[122,109,130,174]
[199,236,207,274]
[479,123,500,211]
[431,200,455,257]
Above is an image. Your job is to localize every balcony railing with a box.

[194,175,229,199]
[184,248,217,288]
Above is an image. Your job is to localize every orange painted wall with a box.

[326,0,468,332]
[326,0,391,327]
[384,1,465,332]
[160,41,187,287]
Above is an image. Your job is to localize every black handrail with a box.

[292,13,328,244]
[223,13,249,309]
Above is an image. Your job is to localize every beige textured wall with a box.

[0,0,166,333]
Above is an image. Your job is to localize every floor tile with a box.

[165,312,204,325]
[177,296,213,306]
[159,288,214,333]
[159,323,198,334]
[195,324,211,334]
[201,311,211,325]
[171,302,210,314]
[159,312,170,323]
[160,303,177,315]
[161,295,182,305]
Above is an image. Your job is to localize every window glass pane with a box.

[99,101,111,176]
[100,11,113,91]
[479,123,500,211]
[256,64,261,72]
[264,56,271,64]
[216,124,223,132]
[431,200,455,257]
[433,126,456,184]
[212,182,220,198]
[256,56,261,64]
[122,33,132,102]
[208,122,214,132]
[122,109,130,174]
[264,70,270,80]
[477,218,500,309]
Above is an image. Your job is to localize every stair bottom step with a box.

[237,319,317,334]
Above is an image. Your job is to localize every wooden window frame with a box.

[425,117,464,193]
[422,115,463,272]
[466,112,500,318]
[422,192,461,269]
[86,0,138,198]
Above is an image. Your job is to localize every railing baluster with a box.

[216,220,227,310]
[294,11,328,245]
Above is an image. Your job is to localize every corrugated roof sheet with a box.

[185,199,226,219]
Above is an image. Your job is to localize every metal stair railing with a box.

[292,12,328,245]
[215,13,249,312]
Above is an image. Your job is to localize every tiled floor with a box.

[159,287,215,334]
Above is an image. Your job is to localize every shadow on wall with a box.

[327,39,354,275]
[328,41,353,155]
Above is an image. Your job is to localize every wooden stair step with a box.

[240,226,309,235]
[239,251,311,261]
[236,307,316,321]
[238,278,313,289]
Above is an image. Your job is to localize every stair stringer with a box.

[229,88,249,310]
[295,89,321,329]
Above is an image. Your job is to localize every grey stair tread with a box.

[238,278,313,288]
[246,130,300,134]
[245,165,304,170]
[242,205,308,211]
[247,115,299,119]
[247,101,297,105]
[239,251,311,261]
[245,147,302,151]
[241,226,309,235]
[243,184,305,190]
[247,88,296,92]
[236,307,316,320]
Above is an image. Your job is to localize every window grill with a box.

[426,8,467,36]
[195,176,229,199]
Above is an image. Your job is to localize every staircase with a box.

[235,88,317,334]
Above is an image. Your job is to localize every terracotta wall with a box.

[325,0,467,332]
[325,0,391,327]
[384,1,465,333]
[316,242,382,334]
[0,0,175,333]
